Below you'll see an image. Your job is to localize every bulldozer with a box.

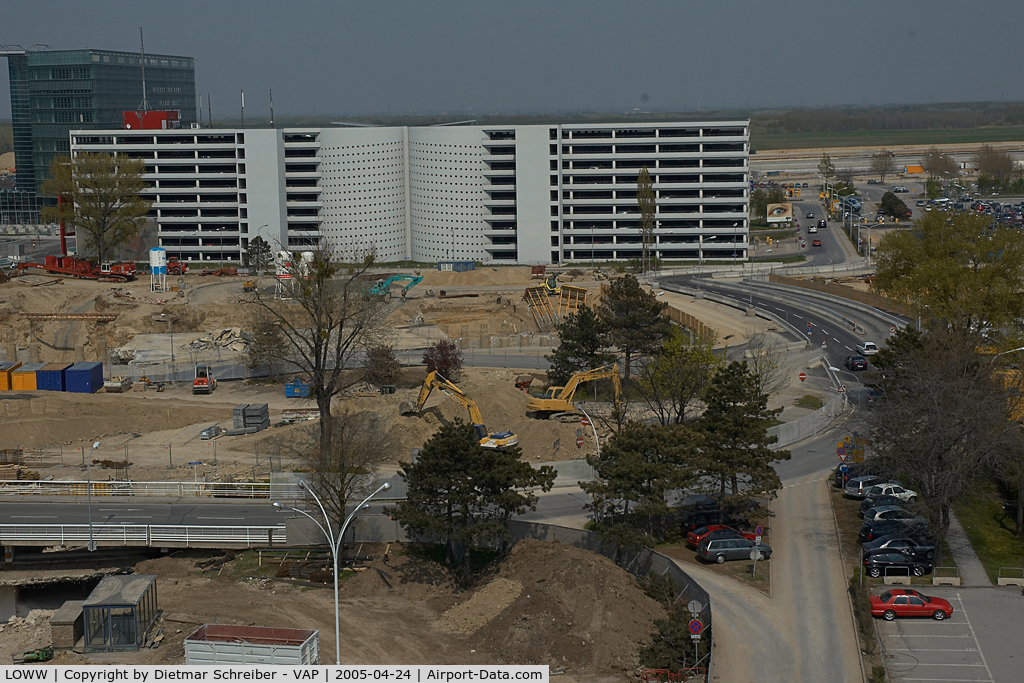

[527,364,621,419]
[400,371,518,449]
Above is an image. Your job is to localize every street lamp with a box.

[253,224,269,275]
[87,441,100,551]
[272,479,392,664]
[159,314,176,384]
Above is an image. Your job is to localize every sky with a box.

[3,0,1024,121]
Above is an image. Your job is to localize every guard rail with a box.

[0,480,304,500]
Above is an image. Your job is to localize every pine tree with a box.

[698,361,789,505]
[390,420,555,585]
[545,304,613,385]
[598,275,671,378]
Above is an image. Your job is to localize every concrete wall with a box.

[515,125,555,264]
[244,129,289,249]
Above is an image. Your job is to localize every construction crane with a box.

[400,371,518,449]
[527,364,621,419]
[370,274,423,297]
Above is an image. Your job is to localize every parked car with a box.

[812,239,822,247]
[845,355,868,371]
[802,182,809,188]
[916,200,926,206]
[834,462,880,489]
[845,475,882,498]
[863,505,926,525]
[870,589,952,620]
[864,482,917,503]
[686,524,756,548]
[858,518,929,544]
[697,536,772,564]
[859,494,906,516]
[863,533,936,561]
[863,549,932,578]
[681,508,751,533]
[856,341,879,355]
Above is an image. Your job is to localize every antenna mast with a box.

[270,89,274,127]
[138,27,150,111]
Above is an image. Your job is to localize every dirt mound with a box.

[418,266,536,288]
[438,577,522,633]
[468,539,665,674]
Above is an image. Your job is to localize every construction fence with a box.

[768,273,915,318]
[664,305,719,343]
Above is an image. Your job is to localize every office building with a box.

[69,120,749,264]
[2,45,195,221]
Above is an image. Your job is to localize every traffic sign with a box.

[843,436,851,446]
[687,600,702,616]
[755,535,762,543]
[798,372,807,382]
[688,618,704,641]
[822,340,828,348]
[837,447,846,457]
[838,385,847,394]
[581,417,591,427]
[837,440,845,449]
[576,437,584,448]
[188,461,202,466]
[890,326,897,334]
[755,524,764,536]
[576,428,583,438]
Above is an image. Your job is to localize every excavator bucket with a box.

[399,400,417,415]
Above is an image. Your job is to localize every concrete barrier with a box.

[997,567,1024,586]
[932,567,961,586]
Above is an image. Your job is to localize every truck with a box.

[167,256,188,276]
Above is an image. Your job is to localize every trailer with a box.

[16,255,137,282]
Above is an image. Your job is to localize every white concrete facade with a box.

[71,120,749,264]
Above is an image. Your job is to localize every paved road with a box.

[791,199,855,267]
[751,148,1024,175]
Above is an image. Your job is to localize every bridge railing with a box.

[0,523,287,547]
[0,480,305,500]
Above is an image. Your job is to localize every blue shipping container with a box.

[436,260,475,273]
[37,363,72,391]
[66,362,104,394]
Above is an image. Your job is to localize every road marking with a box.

[896,634,975,638]
[845,346,853,351]
[957,594,994,682]
[890,648,979,652]
[99,508,143,512]
[195,516,244,521]
[10,515,58,519]
[774,307,786,312]
[902,679,993,682]
[793,314,803,320]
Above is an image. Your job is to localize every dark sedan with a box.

[859,518,929,544]
[860,494,906,517]
[863,533,936,561]
[845,355,868,371]
[863,549,932,578]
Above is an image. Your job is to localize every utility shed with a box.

[184,624,320,665]
[51,600,85,649]
[83,575,158,652]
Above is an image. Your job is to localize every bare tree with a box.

[864,328,1013,564]
[245,242,390,465]
[817,153,835,185]
[973,144,1015,183]
[869,150,896,183]
[835,167,855,186]
[243,307,287,379]
[744,330,791,398]
[635,328,720,425]
[637,166,656,273]
[921,147,958,179]
[304,408,390,527]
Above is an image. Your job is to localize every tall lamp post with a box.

[87,441,100,551]
[273,480,391,665]
[158,313,176,384]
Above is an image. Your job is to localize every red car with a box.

[812,239,822,247]
[870,589,953,621]
[687,524,757,548]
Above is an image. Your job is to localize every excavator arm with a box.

[526,363,620,417]
[401,372,518,449]
[557,364,620,403]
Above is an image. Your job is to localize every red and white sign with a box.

[798,372,807,382]
[581,417,590,427]
[838,385,847,393]
[576,437,584,448]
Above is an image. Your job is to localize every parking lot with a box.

[876,587,1024,682]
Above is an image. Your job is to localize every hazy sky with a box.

[3,0,1024,120]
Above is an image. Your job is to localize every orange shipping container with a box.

[0,362,22,391]
[10,363,44,391]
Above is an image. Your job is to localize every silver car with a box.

[845,475,881,498]
[865,482,917,503]
[697,537,772,564]
[863,505,925,524]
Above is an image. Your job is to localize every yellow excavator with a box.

[400,371,519,449]
[527,364,621,419]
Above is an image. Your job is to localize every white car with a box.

[857,341,879,355]
[866,482,918,503]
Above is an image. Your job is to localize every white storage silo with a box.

[149,247,168,292]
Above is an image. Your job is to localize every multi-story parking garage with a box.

[70,120,749,264]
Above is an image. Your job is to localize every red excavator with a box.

[16,255,137,282]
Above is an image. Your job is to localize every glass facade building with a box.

[3,48,196,218]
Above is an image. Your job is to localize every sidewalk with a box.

[945,511,993,586]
